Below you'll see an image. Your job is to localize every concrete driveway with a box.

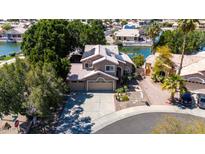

[63,91,115,121]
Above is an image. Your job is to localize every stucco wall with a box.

[93,60,117,76]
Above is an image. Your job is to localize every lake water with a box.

[120,46,152,59]
[0,42,21,56]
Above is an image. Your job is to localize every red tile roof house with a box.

[67,45,135,91]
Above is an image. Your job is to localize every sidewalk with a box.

[92,105,205,133]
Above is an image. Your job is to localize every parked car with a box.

[197,94,205,109]
[181,92,194,108]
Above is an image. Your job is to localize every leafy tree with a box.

[21,19,106,78]
[25,64,67,117]
[1,23,12,30]
[79,20,106,46]
[177,19,199,75]
[132,55,145,68]
[146,22,161,52]
[162,74,184,101]
[0,59,29,117]
[0,59,68,118]
[21,19,74,78]
[152,46,174,82]
[158,29,205,54]
[121,20,128,26]
[152,116,205,134]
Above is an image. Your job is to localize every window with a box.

[124,67,131,74]
[85,63,89,68]
[124,37,127,40]
[84,60,92,68]
[105,65,115,72]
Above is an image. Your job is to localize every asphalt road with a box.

[95,112,205,134]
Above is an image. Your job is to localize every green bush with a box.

[0,55,6,60]
[9,52,16,57]
[121,95,129,101]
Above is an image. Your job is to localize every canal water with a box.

[119,46,152,59]
[0,42,21,56]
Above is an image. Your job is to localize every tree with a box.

[158,29,205,54]
[162,74,184,101]
[132,55,145,68]
[152,116,205,134]
[21,19,74,78]
[0,59,68,118]
[0,59,29,117]
[1,23,12,30]
[146,22,161,53]
[79,20,106,46]
[152,46,175,82]
[21,19,106,78]
[121,20,128,26]
[177,19,199,75]
[25,63,68,117]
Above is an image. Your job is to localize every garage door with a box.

[88,81,113,91]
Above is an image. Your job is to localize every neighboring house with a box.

[145,52,205,92]
[0,28,6,40]
[196,20,205,31]
[67,45,135,91]
[113,29,152,46]
[5,27,26,42]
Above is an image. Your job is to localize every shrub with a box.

[121,95,129,101]
[9,52,16,57]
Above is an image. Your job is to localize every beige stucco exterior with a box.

[68,45,134,91]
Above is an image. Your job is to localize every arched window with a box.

[96,77,106,83]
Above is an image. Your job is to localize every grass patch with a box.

[3,56,14,60]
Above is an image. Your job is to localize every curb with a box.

[92,105,205,133]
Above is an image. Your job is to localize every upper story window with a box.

[85,63,89,68]
[84,60,92,68]
[105,65,115,72]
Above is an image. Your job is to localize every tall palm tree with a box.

[177,19,199,75]
[162,74,184,102]
[147,22,161,53]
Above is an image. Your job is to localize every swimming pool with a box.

[119,46,152,59]
[0,42,21,56]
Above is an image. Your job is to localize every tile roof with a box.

[67,63,92,81]
[146,51,205,77]
[114,29,140,37]
[67,63,118,81]
[82,70,118,80]
[81,45,134,65]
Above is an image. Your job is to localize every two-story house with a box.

[67,45,135,91]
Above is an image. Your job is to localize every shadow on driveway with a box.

[65,91,94,109]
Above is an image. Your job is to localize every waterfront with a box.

[0,42,21,56]
[119,46,152,59]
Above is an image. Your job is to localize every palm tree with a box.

[147,22,161,53]
[152,45,175,82]
[177,19,199,75]
[162,74,184,102]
